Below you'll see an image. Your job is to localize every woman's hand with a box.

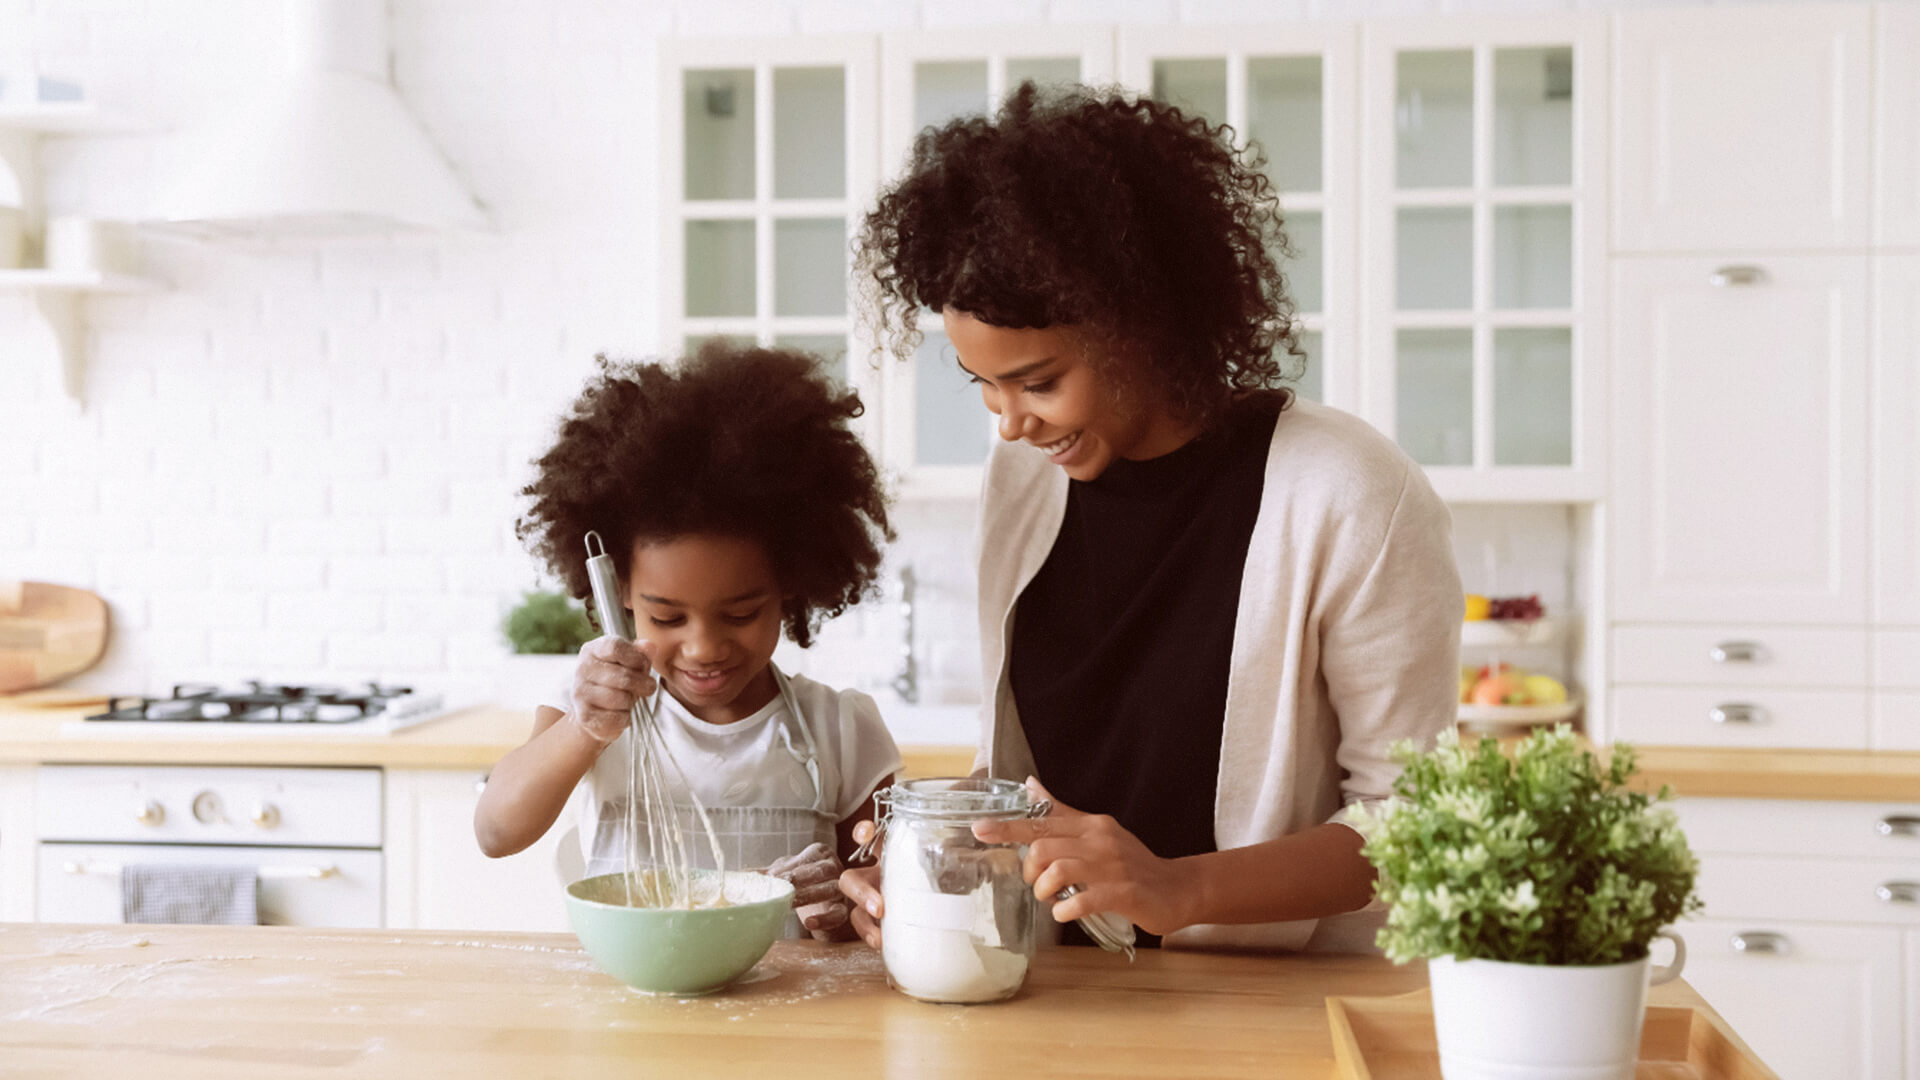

[766,842,853,940]
[837,821,884,949]
[567,636,657,746]
[970,778,1196,937]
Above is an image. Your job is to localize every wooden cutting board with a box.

[0,581,109,694]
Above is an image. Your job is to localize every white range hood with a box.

[149,0,488,238]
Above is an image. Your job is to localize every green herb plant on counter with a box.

[501,589,596,656]
[1355,725,1702,966]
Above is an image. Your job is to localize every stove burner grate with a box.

[85,681,416,725]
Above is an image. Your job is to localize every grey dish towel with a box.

[121,864,259,925]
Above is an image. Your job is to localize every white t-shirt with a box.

[571,671,902,863]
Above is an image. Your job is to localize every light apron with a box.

[585,666,835,938]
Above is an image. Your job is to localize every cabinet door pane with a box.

[1007,57,1080,88]
[916,61,987,131]
[1291,330,1323,403]
[1248,56,1323,193]
[1494,205,1572,309]
[1285,210,1323,315]
[773,334,849,388]
[1397,329,1473,466]
[1494,47,1573,187]
[1152,58,1226,123]
[774,218,846,317]
[915,330,990,466]
[1494,328,1572,466]
[1397,208,1472,310]
[685,69,755,201]
[774,67,845,199]
[686,220,755,317]
[1395,50,1472,189]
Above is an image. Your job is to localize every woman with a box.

[841,83,1461,952]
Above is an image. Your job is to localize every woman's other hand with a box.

[766,842,852,940]
[837,820,884,949]
[568,636,657,745]
[970,777,1195,937]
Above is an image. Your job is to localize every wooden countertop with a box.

[0,922,1743,1080]
[4,696,1918,800]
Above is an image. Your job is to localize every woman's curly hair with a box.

[516,341,893,648]
[857,81,1302,428]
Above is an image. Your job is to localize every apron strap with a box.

[770,663,828,816]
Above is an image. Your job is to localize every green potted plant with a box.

[495,589,596,710]
[1355,725,1702,1080]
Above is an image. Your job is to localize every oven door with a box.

[38,843,382,927]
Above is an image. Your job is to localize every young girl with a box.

[475,341,901,940]
[842,82,1461,953]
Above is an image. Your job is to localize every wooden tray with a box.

[1326,990,1777,1080]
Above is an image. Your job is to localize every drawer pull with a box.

[1877,815,1920,838]
[1709,265,1767,287]
[1729,931,1789,955]
[1875,881,1920,905]
[1709,641,1763,664]
[1709,703,1763,725]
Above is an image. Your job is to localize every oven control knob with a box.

[135,800,164,826]
[191,790,224,824]
[250,803,281,829]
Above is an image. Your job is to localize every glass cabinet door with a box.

[1362,18,1604,500]
[663,37,877,412]
[878,27,1115,498]
[1123,25,1358,412]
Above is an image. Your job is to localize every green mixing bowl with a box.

[565,870,795,996]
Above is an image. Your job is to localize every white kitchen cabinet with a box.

[1612,5,1873,253]
[1359,15,1608,501]
[0,766,33,921]
[1610,255,1869,625]
[1115,22,1359,417]
[1672,918,1903,1080]
[1878,4,1920,248]
[1877,257,1920,627]
[878,26,1116,499]
[658,34,883,456]
[384,769,570,933]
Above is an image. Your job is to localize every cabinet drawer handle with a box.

[1877,815,1920,838]
[1876,881,1920,905]
[1710,703,1763,725]
[1729,931,1789,955]
[1709,265,1766,287]
[1709,641,1762,664]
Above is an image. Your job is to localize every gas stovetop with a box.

[67,681,450,737]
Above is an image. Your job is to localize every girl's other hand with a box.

[765,842,852,940]
[567,636,657,745]
[837,820,884,949]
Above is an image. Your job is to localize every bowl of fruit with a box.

[1457,662,1577,729]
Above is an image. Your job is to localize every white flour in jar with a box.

[881,847,1028,1003]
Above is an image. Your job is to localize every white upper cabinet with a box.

[1611,255,1869,624]
[1878,256,1920,627]
[877,27,1116,499]
[1613,5,1873,254]
[1115,22,1360,416]
[659,35,882,445]
[1879,5,1920,247]
[1360,16,1608,501]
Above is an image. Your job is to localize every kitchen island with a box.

[0,922,1754,1079]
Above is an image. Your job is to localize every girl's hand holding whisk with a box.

[568,636,659,746]
[765,842,853,939]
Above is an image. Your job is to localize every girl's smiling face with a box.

[626,533,783,725]
[943,309,1198,482]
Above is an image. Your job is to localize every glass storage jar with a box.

[872,777,1037,1004]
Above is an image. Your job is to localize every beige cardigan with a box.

[972,398,1462,952]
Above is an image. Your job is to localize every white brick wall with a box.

[1,0,1779,711]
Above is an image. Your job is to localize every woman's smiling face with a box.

[943,309,1196,482]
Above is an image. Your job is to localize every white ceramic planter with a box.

[1427,932,1685,1080]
